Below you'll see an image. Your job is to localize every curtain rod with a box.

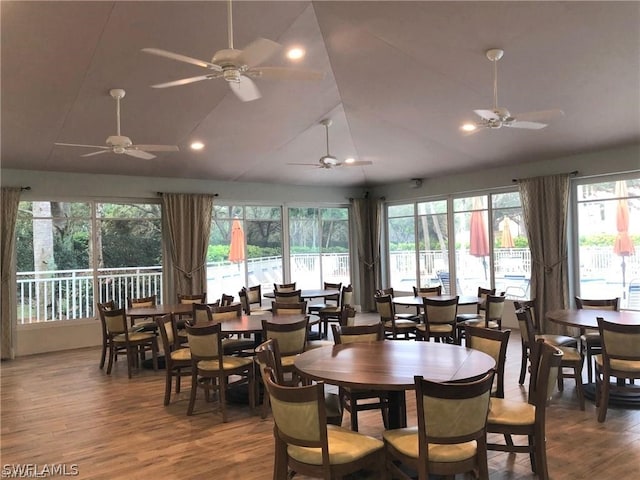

[156,192,218,197]
[512,170,578,183]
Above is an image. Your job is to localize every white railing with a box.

[15,246,640,323]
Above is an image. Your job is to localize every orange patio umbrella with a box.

[229,217,246,263]
[500,216,515,248]
[470,199,490,279]
[613,181,635,298]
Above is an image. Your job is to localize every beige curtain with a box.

[1,187,22,359]
[351,196,383,312]
[518,174,571,335]
[161,193,214,303]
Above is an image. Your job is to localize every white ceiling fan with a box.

[141,0,323,102]
[463,48,564,132]
[54,89,179,159]
[288,119,373,169]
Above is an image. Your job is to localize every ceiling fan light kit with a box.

[464,48,563,132]
[54,88,179,159]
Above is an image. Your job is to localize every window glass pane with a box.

[245,207,283,296]
[454,195,490,295]
[577,177,640,309]
[388,215,416,291]
[16,201,93,323]
[417,201,449,290]
[388,204,414,217]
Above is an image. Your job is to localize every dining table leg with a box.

[386,391,407,429]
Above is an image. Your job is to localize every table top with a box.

[392,295,481,307]
[294,341,495,392]
[264,289,340,299]
[546,308,640,330]
[220,313,307,334]
[126,303,194,317]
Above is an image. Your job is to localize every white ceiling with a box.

[2,1,639,188]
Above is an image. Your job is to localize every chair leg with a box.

[573,364,585,411]
[597,373,610,423]
[585,348,593,383]
[519,347,528,385]
[187,370,198,416]
[106,344,115,375]
[164,368,173,406]
[99,341,107,369]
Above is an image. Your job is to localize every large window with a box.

[15,201,162,323]
[288,207,351,289]
[387,191,529,298]
[576,176,639,310]
[209,205,283,301]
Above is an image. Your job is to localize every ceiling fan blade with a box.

[286,162,321,167]
[229,76,261,102]
[81,150,109,157]
[236,38,280,67]
[141,48,221,71]
[55,142,108,149]
[512,109,565,123]
[125,149,156,160]
[474,109,500,121]
[151,75,217,89]
[338,160,373,167]
[133,145,179,152]
[250,67,324,81]
[505,121,548,130]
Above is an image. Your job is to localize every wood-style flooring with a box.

[2,313,640,479]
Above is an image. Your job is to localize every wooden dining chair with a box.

[594,317,640,422]
[273,289,302,304]
[254,338,343,425]
[239,285,270,315]
[274,282,296,292]
[126,295,158,331]
[416,296,459,344]
[487,339,563,479]
[376,293,417,340]
[383,370,495,480]
[308,281,342,314]
[96,300,117,369]
[318,284,354,339]
[264,372,386,480]
[575,296,620,383]
[155,313,191,405]
[261,317,309,382]
[271,301,307,315]
[331,323,389,432]
[456,286,495,323]
[185,322,255,420]
[464,324,511,398]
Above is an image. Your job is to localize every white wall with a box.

[2,143,638,355]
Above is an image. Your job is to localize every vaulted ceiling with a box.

[2,1,639,188]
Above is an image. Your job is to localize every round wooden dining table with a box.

[264,289,340,299]
[294,341,495,429]
[392,295,481,308]
[546,308,640,330]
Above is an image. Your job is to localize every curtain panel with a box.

[518,174,571,335]
[351,196,383,312]
[1,187,22,359]
[161,193,214,304]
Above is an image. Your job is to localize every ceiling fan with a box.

[463,48,564,132]
[288,119,373,169]
[54,89,179,159]
[141,0,323,102]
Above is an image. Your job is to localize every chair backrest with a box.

[423,296,458,325]
[376,287,395,297]
[575,297,620,311]
[597,317,640,364]
[339,285,354,310]
[127,295,156,309]
[515,307,537,350]
[102,307,129,336]
[155,313,180,353]
[185,322,223,360]
[177,293,206,304]
[239,288,251,314]
[271,301,307,315]
[211,303,242,321]
[274,289,302,304]
[191,303,214,326]
[97,300,116,331]
[528,339,563,420]
[477,287,496,313]
[485,294,506,322]
[413,370,494,474]
[464,325,511,398]
[413,285,442,297]
[323,282,342,303]
[246,285,263,306]
[263,373,329,465]
[374,293,395,322]
[514,299,541,333]
[274,282,297,293]
[332,323,384,344]
[220,293,235,306]
[261,317,309,356]
[254,338,286,385]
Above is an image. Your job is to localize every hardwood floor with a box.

[2,314,640,479]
